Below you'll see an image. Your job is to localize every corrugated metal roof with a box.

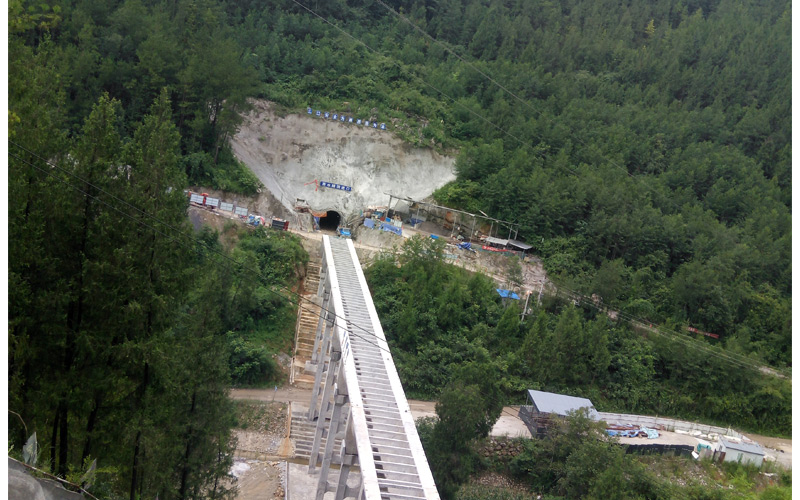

[720,439,765,456]
[526,389,599,420]
[508,239,533,250]
[485,236,509,246]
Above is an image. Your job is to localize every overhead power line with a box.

[8,143,392,356]
[286,0,580,177]
[10,141,524,424]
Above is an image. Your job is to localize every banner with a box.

[482,245,509,252]
[307,107,385,131]
[320,181,352,192]
[310,210,328,217]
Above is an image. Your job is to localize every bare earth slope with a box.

[231,100,456,217]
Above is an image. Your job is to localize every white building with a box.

[718,438,765,467]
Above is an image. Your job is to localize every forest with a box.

[365,236,791,436]
[12,0,789,368]
[8,0,790,498]
[9,59,308,500]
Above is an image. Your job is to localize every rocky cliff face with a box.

[231,100,456,218]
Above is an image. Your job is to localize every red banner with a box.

[482,245,508,252]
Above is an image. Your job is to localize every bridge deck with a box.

[318,236,439,499]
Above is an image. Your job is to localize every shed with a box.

[718,439,765,467]
[508,239,533,253]
[484,236,509,248]
[518,389,599,437]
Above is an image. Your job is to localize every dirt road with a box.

[231,388,529,438]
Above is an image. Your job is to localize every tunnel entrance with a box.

[318,211,341,230]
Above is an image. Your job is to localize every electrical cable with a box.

[373,0,634,179]
[539,277,788,375]
[285,0,579,177]
[11,147,526,432]
[14,140,783,378]
[8,146,393,356]
[277,1,751,356]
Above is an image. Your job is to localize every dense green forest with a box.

[8,0,791,497]
[370,238,791,499]
[8,90,307,498]
[9,8,308,492]
[10,0,790,366]
[365,237,791,437]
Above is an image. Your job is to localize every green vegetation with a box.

[10,0,790,496]
[223,0,790,369]
[367,237,790,437]
[442,411,791,500]
[12,0,789,365]
[9,5,307,494]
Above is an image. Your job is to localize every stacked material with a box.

[606,424,660,439]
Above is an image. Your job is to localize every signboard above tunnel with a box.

[319,181,352,192]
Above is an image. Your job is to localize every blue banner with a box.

[320,181,352,192]
[307,107,385,131]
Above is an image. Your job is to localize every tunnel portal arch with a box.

[318,211,341,230]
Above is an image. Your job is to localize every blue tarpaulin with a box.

[430,234,439,239]
[381,222,402,236]
[459,242,472,250]
[364,218,375,229]
[496,289,520,300]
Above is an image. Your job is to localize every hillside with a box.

[231,100,456,217]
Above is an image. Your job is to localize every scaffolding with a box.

[384,193,520,243]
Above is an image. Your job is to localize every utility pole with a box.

[521,291,532,322]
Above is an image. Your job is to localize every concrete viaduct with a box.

[301,235,440,499]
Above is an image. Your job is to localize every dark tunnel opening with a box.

[318,211,341,230]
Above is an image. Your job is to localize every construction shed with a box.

[508,239,533,254]
[519,389,599,437]
[484,236,509,248]
[717,439,765,467]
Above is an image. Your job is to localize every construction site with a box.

[176,102,794,499]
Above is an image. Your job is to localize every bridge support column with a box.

[309,344,341,472]
[333,415,361,500]
[311,291,331,364]
[316,385,349,500]
[308,312,334,421]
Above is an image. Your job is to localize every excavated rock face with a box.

[231,100,456,219]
